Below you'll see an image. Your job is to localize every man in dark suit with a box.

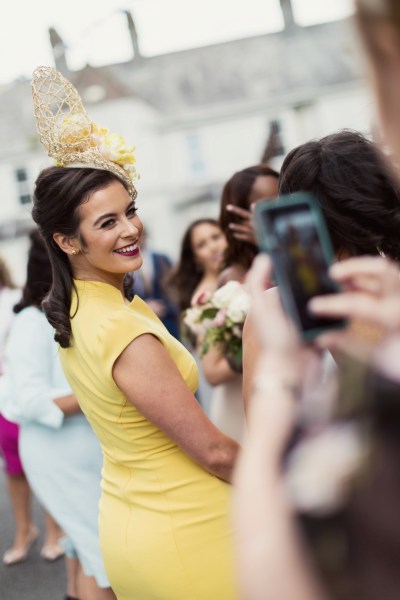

[132,231,180,340]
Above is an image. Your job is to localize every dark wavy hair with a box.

[219,164,279,270]
[14,229,52,314]
[31,166,129,348]
[279,130,400,260]
[169,218,222,312]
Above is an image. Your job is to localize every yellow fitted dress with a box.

[60,280,237,600]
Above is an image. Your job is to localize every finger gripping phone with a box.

[255,192,347,341]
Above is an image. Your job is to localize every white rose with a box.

[212,281,242,309]
[226,288,250,323]
[183,307,200,328]
[183,308,212,338]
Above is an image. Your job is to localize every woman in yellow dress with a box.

[30,67,239,600]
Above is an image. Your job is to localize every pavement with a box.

[0,466,66,600]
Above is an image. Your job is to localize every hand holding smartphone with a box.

[254,192,347,341]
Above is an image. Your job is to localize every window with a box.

[19,194,32,205]
[16,169,28,183]
[14,168,32,205]
[185,132,206,178]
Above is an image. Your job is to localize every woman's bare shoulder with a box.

[218,264,247,286]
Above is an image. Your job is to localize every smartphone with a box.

[254,191,347,341]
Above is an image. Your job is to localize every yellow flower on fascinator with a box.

[92,128,137,174]
[31,66,137,199]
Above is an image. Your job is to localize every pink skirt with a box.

[0,413,23,476]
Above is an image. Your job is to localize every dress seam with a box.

[154,469,201,600]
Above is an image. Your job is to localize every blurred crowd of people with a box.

[1,0,400,598]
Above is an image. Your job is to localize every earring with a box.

[71,249,78,255]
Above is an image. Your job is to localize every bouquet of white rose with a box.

[183,281,250,372]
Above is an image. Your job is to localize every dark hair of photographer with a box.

[219,164,279,271]
[14,229,52,314]
[279,130,400,261]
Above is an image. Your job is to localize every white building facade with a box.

[0,2,373,282]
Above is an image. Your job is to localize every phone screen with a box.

[264,202,344,335]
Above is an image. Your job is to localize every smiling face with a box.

[58,180,143,289]
[190,222,227,275]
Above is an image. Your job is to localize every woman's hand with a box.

[201,344,241,386]
[309,256,400,333]
[309,256,400,381]
[53,394,81,416]
[226,204,257,245]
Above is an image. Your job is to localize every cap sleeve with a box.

[95,303,164,379]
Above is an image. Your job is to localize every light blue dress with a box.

[1,307,109,587]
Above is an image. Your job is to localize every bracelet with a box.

[251,375,300,400]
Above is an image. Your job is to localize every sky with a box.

[1,0,354,85]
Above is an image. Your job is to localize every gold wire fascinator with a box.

[31,66,137,199]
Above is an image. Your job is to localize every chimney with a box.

[124,10,141,59]
[49,27,68,75]
[280,0,297,31]
[261,121,285,165]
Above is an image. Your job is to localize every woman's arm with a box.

[217,264,247,287]
[243,286,295,415]
[53,394,81,416]
[234,255,329,600]
[201,345,241,386]
[113,334,240,482]
[6,311,78,426]
[235,355,328,600]
[242,302,263,414]
[243,285,324,416]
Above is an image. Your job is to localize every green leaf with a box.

[201,307,219,319]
